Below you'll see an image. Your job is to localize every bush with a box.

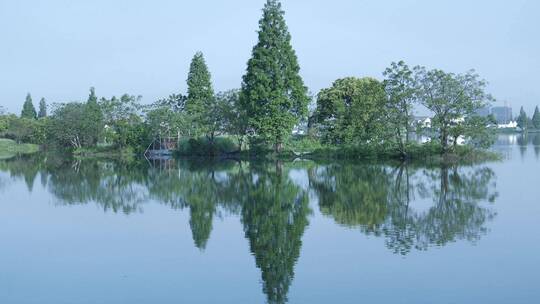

[284,135,323,153]
[177,136,238,156]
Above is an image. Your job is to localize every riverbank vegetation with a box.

[0,0,499,161]
[0,139,39,160]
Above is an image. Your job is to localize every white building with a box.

[497,121,518,129]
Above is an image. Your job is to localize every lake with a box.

[0,134,539,304]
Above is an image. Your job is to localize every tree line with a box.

[516,106,540,131]
[1,0,498,158]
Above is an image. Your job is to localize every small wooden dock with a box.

[144,136,178,159]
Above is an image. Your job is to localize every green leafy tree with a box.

[531,106,540,130]
[240,0,309,152]
[415,68,492,153]
[6,118,35,143]
[155,93,187,113]
[217,89,249,151]
[48,103,87,148]
[0,107,10,135]
[186,52,215,138]
[38,98,47,118]
[462,115,497,148]
[516,106,528,130]
[383,61,417,156]
[21,93,37,119]
[315,77,387,145]
[0,114,9,134]
[99,94,146,148]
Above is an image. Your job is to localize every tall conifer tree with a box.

[82,87,104,146]
[532,106,540,129]
[186,51,215,138]
[516,106,528,130]
[21,93,37,119]
[240,0,309,152]
[38,98,47,118]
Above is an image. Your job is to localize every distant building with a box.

[415,116,431,128]
[492,106,513,124]
[498,121,518,129]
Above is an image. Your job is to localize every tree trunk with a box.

[237,136,244,152]
[275,141,283,154]
[440,128,449,154]
[396,127,406,158]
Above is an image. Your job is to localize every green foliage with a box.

[48,88,105,148]
[38,98,47,118]
[145,105,190,139]
[415,68,492,153]
[516,106,528,130]
[383,61,417,155]
[48,102,87,148]
[186,52,215,138]
[99,94,148,150]
[82,87,104,146]
[315,77,387,145]
[0,114,10,134]
[176,136,237,156]
[240,0,309,152]
[532,106,540,129]
[284,135,323,154]
[155,93,187,112]
[4,117,48,144]
[21,93,37,119]
[113,120,150,152]
[463,115,497,148]
[216,89,249,150]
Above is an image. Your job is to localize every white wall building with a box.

[497,121,518,129]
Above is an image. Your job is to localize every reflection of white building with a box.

[497,121,517,129]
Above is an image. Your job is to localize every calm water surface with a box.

[0,134,539,304]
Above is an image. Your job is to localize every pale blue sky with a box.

[1,0,539,115]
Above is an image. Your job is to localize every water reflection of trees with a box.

[0,155,499,303]
[516,133,540,159]
[309,162,498,255]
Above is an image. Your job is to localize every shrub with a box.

[177,136,237,156]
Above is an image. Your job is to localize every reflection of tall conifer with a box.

[241,166,310,304]
[189,200,214,250]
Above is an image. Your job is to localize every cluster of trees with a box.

[0,88,148,151]
[516,106,540,130]
[0,94,49,144]
[314,62,495,156]
[1,0,496,157]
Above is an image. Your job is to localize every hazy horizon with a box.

[1,0,539,115]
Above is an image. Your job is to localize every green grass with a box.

[0,138,40,159]
[73,145,135,160]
